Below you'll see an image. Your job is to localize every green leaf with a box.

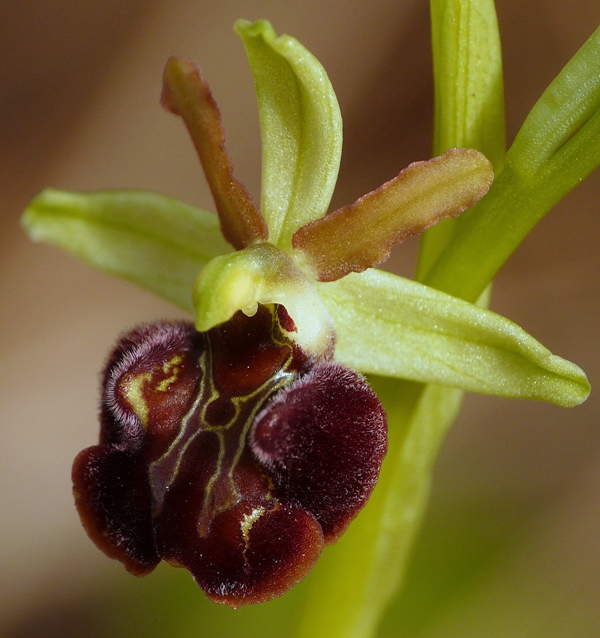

[509,23,600,176]
[297,379,464,638]
[192,243,333,356]
[22,189,231,313]
[424,22,600,301]
[293,149,492,282]
[235,19,343,248]
[300,5,507,636]
[418,0,505,281]
[317,269,590,407]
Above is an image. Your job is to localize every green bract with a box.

[21,4,596,637]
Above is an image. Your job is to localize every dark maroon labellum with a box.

[73,305,387,607]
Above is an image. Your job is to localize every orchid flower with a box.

[21,1,599,634]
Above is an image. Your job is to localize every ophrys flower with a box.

[22,18,590,609]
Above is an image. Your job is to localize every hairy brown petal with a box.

[292,148,493,281]
[73,322,204,575]
[101,321,204,447]
[161,57,268,249]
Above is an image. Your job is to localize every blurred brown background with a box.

[1,1,599,636]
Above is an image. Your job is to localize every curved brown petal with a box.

[161,57,268,249]
[250,363,388,543]
[102,321,205,451]
[292,148,493,281]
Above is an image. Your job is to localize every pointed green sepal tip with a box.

[192,243,333,356]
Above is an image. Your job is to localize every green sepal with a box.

[22,189,231,313]
[235,19,343,249]
[192,243,333,355]
[317,269,590,407]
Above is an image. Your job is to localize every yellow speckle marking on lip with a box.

[264,475,276,500]
[241,506,266,546]
[124,372,152,428]
[157,354,184,392]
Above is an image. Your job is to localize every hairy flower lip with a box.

[73,306,387,606]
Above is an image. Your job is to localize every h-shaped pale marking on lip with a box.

[147,312,297,536]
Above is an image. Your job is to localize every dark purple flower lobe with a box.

[73,305,387,606]
[250,363,387,542]
[73,321,202,575]
[72,445,159,575]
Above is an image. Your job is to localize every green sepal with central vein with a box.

[235,19,343,248]
[22,189,231,313]
[318,269,589,406]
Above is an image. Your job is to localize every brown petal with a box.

[102,321,204,448]
[292,148,493,281]
[73,321,204,576]
[161,57,268,249]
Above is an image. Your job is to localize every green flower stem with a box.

[296,2,505,636]
[298,379,465,638]
[297,380,422,638]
